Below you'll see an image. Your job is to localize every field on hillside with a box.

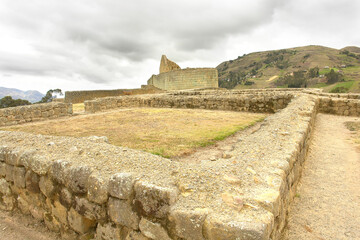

[2,108,267,158]
[217,45,360,93]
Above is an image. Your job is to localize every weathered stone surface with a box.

[39,176,57,198]
[0,146,8,162]
[17,195,31,214]
[59,187,73,209]
[29,205,45,220]
[125,231,150,240]
[159,55,181,74]
[134,181,178,219]
[75,196,107,221]
[87,173,109,204]
[203,215,270,240]
[29,155,52,175]
[44,211,61,232]
[52,200,68,225]
[68,207,96,234]
[0,162,6,177]
[0,178,11,195]
[61,225,79,240]
[0,195,15,210]
[169,208,209,240]
[108,197,139,230]
[5,149,22,166]
[49,160,71,185]
[13,166,26,188]
[5,164,14,182]
[25,170,40,193]
[65,165,93,193]
[108,172,135,199]
[95,222,121,240]
[139,218,171,240]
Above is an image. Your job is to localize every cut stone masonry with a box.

[0,88,360,239]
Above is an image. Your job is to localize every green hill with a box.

[216,45,360,93]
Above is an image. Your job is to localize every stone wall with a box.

[1,89,360,239]
[0,94,319,240]
[65,87,163,104]
[0,102,72,127]
[84,91,293,114]
[147,68,218,90]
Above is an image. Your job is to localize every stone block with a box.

[87,173,109,204]
[95,222,122,240]
[169,208,209,240]
[29,155,52,175]
[49,160,71,185]
[65,165,93,194]
[52,200,69,225]
[68,207,96,234]
[0,146,9,162]
[125,231,150,240]
[0,178,11,196]
[5,164,14,182]
[0,162,6,177]
[0,195,15,211]
[134,181,178,219]
[139,218,171,240]
[29,205,45,220]
[39,176,57,198]
[74,196,106,221]
[108,197,139,230]
[17,194,31,214]
[44,212,61,232]
[25,170,40,193]
[108,173,135,199]
[61,225,79,240]
[13,166,26,188]
[203,215,270,240]
[5,149,22,166]
[59,187,73,209]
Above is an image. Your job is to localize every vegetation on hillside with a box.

[217,45,360,93]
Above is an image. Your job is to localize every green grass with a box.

[319,67,339,75]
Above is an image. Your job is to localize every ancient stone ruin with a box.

[159,55,181,73]
[1,88,360,239]
[147,55,219,91]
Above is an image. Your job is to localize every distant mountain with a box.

[217,45,360,93]
[0,87,44,103]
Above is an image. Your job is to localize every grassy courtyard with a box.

[2,108,267,158]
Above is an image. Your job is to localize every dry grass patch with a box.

[3,108,267,158]
[72,103,85,113]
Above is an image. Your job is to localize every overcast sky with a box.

[0,0,359,93]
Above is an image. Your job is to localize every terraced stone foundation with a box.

[0,89,359,239]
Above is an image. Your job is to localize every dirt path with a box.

[282,114,360,240]
[0,210,60,240]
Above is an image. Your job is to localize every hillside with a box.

[216,45,360,93]
[0,87,44,103]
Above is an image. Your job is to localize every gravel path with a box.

[282,113,360,240]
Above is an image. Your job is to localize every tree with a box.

[308,67,319,78]
[0,96,31,108]
[38,89,63,103]
[326,69,342,84]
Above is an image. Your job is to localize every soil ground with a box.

[282,114,360,240]
[0,210,60,240]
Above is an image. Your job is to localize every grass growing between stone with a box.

[345,121,360,147]
[2,108,267,158]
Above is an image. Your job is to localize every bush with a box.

[326,69,342,84]
[0,96,31,108]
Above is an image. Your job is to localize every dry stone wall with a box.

[84,91,293,114]
[1,88,360,239]
[65,87,163,104]
[0,102,72,127]
[147,68,218,90]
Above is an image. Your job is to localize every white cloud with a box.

[0,0,359,92]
